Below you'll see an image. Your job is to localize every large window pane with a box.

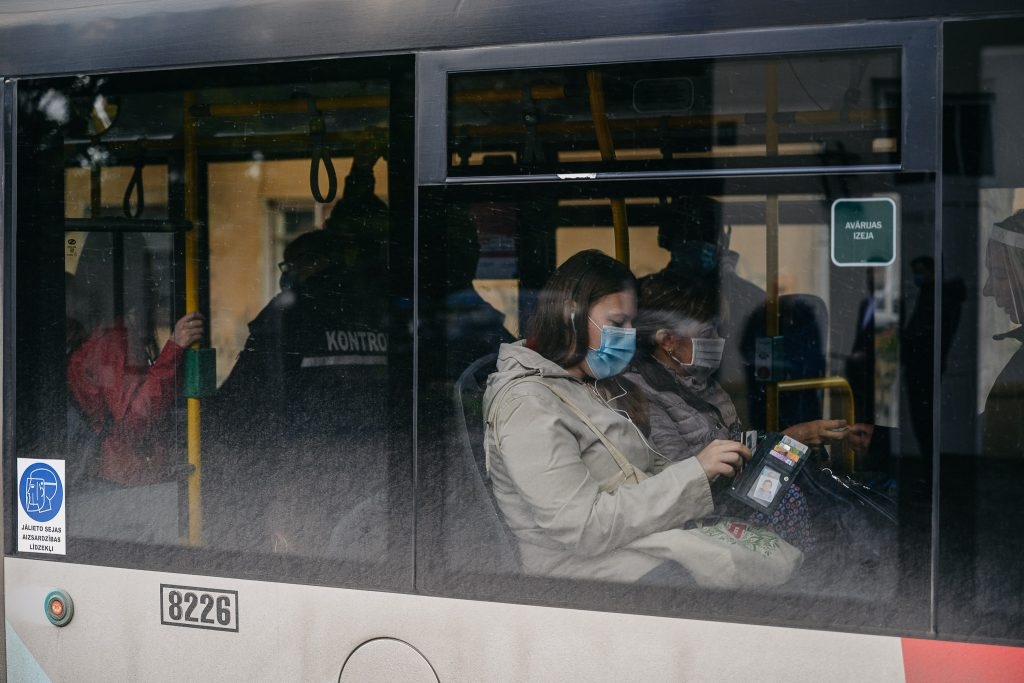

[940,19,1024,643]
[13,59,414,589]
[418,175,932,634]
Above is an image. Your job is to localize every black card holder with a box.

[728,432,810,515]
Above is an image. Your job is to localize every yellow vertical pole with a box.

[765,64,781,431]
[610,200,630,265]
[183,91,203,545]
[586,70,630,266]
[765,196,780,430]
[90,154,102,218]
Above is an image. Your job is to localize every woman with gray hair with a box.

[622,271,848,547]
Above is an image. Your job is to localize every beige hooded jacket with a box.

[482,341,714,582]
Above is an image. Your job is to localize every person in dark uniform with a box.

[206,152,395,557]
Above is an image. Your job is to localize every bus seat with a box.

[447,352,520,574]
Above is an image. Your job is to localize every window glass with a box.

[940,19,1024,643]
[13,60,413,589]
[418,175,933,633]
[448,50,900,176]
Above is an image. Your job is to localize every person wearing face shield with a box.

[959,208,1024,620]
[622,271,848,548]
[980,208,1024,454]
[206,225,389,554]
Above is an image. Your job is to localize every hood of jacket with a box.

[487,339,576,388]
[481,340,715,582]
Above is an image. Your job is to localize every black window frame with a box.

[413,20,950,641]
[2,55,419,594]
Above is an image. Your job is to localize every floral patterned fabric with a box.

[746,483,815,552]
[713,480,815,552]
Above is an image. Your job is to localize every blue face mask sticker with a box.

[584,317,636,379]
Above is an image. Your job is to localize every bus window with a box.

[448,50,900,177]
[14,58,414,589]
[419,176,934,634]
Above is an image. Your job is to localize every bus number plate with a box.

[160,584,238,632]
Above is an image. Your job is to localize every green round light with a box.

[44,589,74,627]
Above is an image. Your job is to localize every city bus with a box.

[4,1,1024,680]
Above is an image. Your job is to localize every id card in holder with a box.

[728,432,810,514]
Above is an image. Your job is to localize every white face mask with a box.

[687,337,725,370]
[671,335,729,368]
[669,336,725,383]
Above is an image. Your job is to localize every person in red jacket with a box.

[68,310,204,486]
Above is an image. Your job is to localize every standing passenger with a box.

[67,235,203,486]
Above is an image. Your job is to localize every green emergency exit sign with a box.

[831,198,896,267]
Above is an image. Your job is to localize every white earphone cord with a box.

[591,377,673,464]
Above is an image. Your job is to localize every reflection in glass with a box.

[941,19,1024,642]
[422,180,928,634]
[65,231,184,541]
[16,63,410,589]
[449,50,900,175]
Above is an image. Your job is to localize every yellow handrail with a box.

[184,91,203,546]
[776,376,857,471]
[586,70,630,266]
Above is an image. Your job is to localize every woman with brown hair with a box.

[482,250,750,582]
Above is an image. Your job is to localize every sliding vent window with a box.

[448,50,900,175]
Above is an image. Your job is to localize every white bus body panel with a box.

[5,557,906,682]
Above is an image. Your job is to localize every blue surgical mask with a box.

[585,317,636,379]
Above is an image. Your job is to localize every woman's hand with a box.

[171,312,205,348]
[782,419,849,447]
[695,439,751,482]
